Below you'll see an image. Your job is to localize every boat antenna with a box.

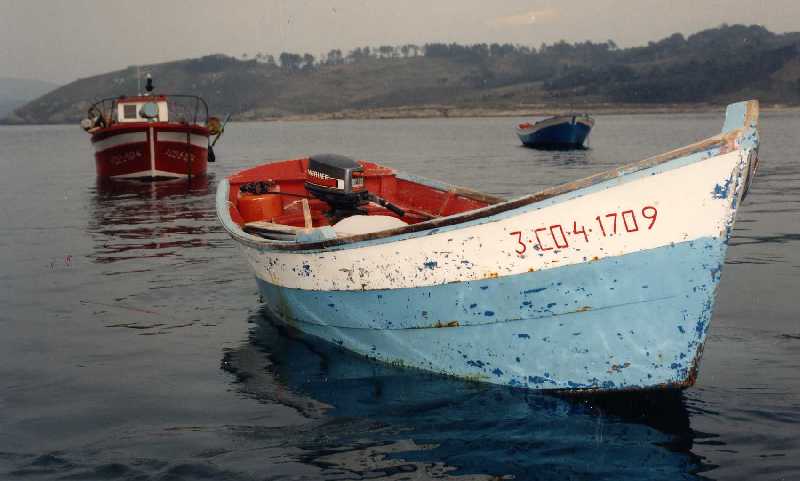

[137,65,141,96]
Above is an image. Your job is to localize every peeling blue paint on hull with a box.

[257,237,724,392]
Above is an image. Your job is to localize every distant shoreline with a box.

[256,103,800,122]
[3,103,798,126]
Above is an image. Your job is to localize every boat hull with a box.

[255,236,724,390]
[91,123,209,179]
[517,116,593,148]
[220,101,759,392]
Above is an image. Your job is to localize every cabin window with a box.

[123,104,138,119]
[139,102,159,119]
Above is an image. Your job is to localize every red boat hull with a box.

[91,122,209,179]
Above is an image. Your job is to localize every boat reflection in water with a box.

[88,176,216,264]
[222,309,713,480]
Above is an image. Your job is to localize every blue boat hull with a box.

[518,119,592,148]
[256,236,725,391]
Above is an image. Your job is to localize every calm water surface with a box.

[0,112,798,480]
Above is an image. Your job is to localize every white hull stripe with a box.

[92,132,147,152]
[93,131,207,153]
[241,150,746,291]
[156,132,209,149]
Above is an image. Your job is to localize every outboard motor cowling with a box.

[305,154,368,218]
[304,154,405,222]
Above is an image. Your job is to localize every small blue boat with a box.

[218,101,760,393]
[516,114,594,149]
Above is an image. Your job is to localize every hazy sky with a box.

[1,0,798,84]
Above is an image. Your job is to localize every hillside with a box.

[0,77,59,118]
[6,24,800,124]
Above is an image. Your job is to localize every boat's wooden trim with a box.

[446,186,506,205]
[377,169,507,206]
[244,221,305,234]
[301,199,313,229]
[222,101,757,252]
[243,221,305,241]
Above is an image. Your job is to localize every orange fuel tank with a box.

[238,193,283,222]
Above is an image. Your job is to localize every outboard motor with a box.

[304,154,404,222]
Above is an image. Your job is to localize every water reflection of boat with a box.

[88,176,217,264]
[221,310,711,480]
[94,175,212,199]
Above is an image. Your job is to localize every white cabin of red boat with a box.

[116,95,169,123]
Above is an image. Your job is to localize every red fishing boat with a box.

[81,76,225,180]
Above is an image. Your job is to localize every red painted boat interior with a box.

[227,158,496,228]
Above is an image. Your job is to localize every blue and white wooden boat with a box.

[517,114,594,149]
[217,101,760,393]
